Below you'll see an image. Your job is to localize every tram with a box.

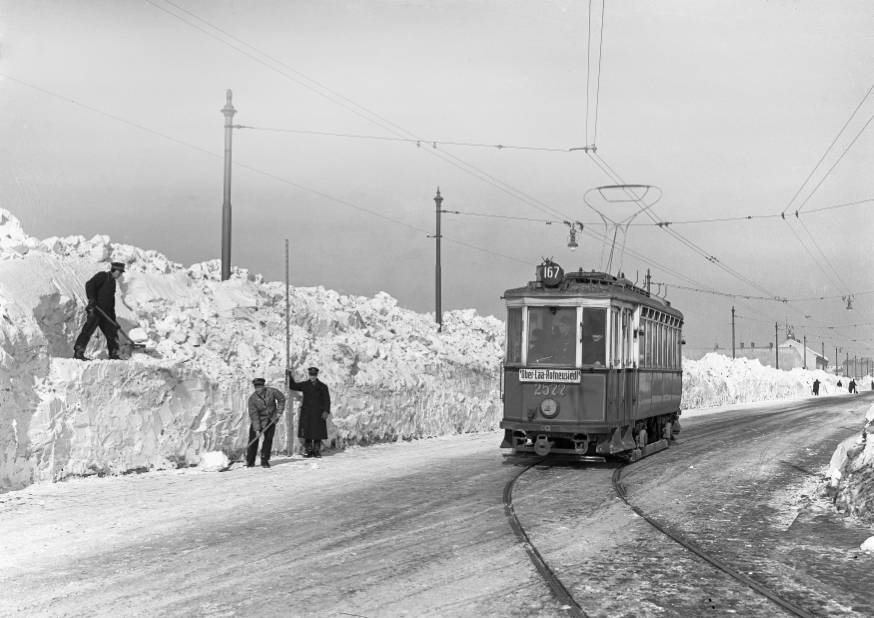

[500,260,683,461]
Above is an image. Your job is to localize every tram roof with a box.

[503,270,684,320]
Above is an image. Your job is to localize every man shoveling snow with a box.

[73,262,126,361]
[247,378,286,468]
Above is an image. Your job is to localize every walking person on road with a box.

[247,378,286,468]
[287,366,331,458]
[73,262,126,361]
[812,379,820,396]
[849,379,857,394]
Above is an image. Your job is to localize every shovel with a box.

[219,417,279,472]
[93,306,149,352]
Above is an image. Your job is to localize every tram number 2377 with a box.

[533,383,567,396]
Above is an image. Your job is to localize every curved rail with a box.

[611,463,816,618]
[503,460,588,618]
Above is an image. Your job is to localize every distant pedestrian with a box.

[849,379,857,394]
[287,366,331,458]
[73,262,126,360]
[247,378,286,468]
[812,379,820,396]
[838,380,843,388]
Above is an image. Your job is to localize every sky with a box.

[1,0,873,360]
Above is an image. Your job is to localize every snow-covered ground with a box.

[2,207,872,500]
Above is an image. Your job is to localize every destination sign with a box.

[519,368,581,383]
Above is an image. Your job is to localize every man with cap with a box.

[247,378,286,468]
[287,366,331,458]
[73,262,126,361]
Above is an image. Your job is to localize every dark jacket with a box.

[85,272,117,317]
[288,373,331,440]
[247,387,286,432]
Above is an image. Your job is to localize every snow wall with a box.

[0,209,502,492]
[681,353,872,410]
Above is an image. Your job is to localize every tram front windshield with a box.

[527,307,576,366]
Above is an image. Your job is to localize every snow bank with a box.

[0,209,503,492]
[680,353,869,409]
[824,403,874,523]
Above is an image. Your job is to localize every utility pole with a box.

[822,342,825,370]
[285,239,294,456]
[775,322,779,370]
[803,334,807,369]
[433,188,443,332]
[836,347,839,375]
[221,90,237,281]
[846,351,849,376]
[731,307,735,358]
[646,269,651,294]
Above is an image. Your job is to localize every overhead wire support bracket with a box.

[570,145,598,152]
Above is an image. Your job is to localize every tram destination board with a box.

[518,368,581,383]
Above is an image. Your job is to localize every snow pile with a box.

[680,353,867,409]
[0,209,503,492]
[824,403,874,523]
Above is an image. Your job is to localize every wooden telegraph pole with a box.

[433,188,443,332]
[731,307,735,358]
[221,90,236,281]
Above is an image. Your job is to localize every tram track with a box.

[504,445,823,618]
[503,458,589,618]
[611,462,817,618]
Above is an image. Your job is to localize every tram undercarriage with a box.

[501,413,681,462]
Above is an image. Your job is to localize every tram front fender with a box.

[596,426,631,455]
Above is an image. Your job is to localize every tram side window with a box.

[611,308,620,366]
[506,307,522,364]
[581,307,606,366]
[527,306,577,366]
[645,319,653,367]
[638,319,646,367]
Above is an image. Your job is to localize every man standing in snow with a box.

[287,366,331,458]
[812,379,820,396]
[849,379,857,394]
[247,378,286,468]
[73,262,126,361]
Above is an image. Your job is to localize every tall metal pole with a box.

[803,334,806,369]
[221,90,237,281]
[775,322,779,370]
[285,239,294,456]
[434,188,443,332]
[822,342,825,370]
[731,307,735,358]
[646,269,651,294]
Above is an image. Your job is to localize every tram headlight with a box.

[540,398,560,419]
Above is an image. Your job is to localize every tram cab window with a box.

[581,307,606,366]
[505,307,523,365]
[527,306,576,366]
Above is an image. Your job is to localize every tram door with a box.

[610,307,634,426]
[622,308,636,424]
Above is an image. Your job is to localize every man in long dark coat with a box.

[73,262,125,360]
[247,378,286,468]
[287,366,331,458]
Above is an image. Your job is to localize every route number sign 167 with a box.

[541,263,564,286]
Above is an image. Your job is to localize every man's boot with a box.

[261,460,271,468]
[73,348,89,361]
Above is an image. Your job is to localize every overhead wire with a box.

[235,125,575,152]
[0,74,530,267]
[784,82,874,215]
